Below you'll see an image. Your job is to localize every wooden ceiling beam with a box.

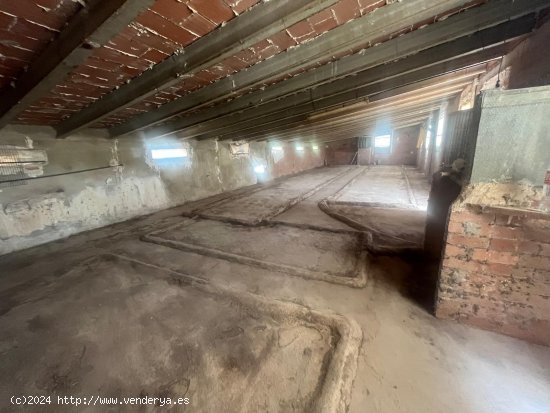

[0,0,155,129]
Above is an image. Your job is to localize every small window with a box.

[254,164,266,174]
[374,135,391,154]
[151,148,188,159]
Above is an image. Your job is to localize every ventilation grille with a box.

[0,146,48,188]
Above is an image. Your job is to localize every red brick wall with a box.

[325,139,357,166]
[374,126,420,166]
[477,20,550,92]
[357,148,373,165]
[436,207,550,346]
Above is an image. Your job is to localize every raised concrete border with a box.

[192,167,353,226]
[106,253,363,413]
[318,167,425,253]
[142,219,369,288]
[326,166,421,210]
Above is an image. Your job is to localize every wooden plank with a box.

[226,86,468,142]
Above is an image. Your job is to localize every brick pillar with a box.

[436,205,550,346]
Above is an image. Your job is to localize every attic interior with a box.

[1,0,550,411]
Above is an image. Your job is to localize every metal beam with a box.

[108,0,545,138]
[264,112,435,144]
[276,109,440,144]
[152,45,502,140]
[54,0,342,137]
[107,0,477,136]
[241,84,464,141]
[304,85,468,126]
[307,112,439,138]
[0,0,155,129]
[306,69,484,121]
[250,99,454,143]
[230,91,460,142]
[202,73,476,141]
[306,118,427,144]
[132,7,538,140]
[200,77,474,140]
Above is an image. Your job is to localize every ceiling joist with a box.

[126,1,542,140]
[53,0,342,137]
[204,78,475,142]
[233,85,467,143]
[104,0,489,138]
[0,0,155,129]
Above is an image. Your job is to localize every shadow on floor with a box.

[371,250,441,314]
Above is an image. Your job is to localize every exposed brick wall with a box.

[374,126,420,166]
[0,0,80,90]
[357,148,373,165]
[436,206,550,346]
[4,0,487,127]
[325,139,357,166]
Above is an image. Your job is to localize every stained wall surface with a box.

[0,126,325,254]
[470,86,550,185]
[436,84,550,345]
[374,126,420,166]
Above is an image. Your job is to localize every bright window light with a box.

[296,145,304,151]
[436,116,445,148]
[312,145,319,150]
[254,165,266,174]
[374,135,391,148]
[271,146,283,151]
[151,148,188,159]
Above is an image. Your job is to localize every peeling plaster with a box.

[0,175,170,255]
[0,129,324,255]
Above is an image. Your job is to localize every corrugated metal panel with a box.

[443,104,481,180]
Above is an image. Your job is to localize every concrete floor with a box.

[1,166,549,412]
[326,166,430,251]
[331,166,429,209]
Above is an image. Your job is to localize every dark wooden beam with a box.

[117,0,543,139]
[143,28,519,141]
[0,0,155,129]
[201,77,475,141]
[54,0,341,137]
[225,84,468,142]
[108,0,488,137]
[185,43,506,142]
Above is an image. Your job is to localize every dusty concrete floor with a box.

[1,166,549,412]
[274,167,365,232]
[326,166,430,250]
[1,254,360,413]
[199,167,348,225]
[144,217,367,287]
[331,166,429,209]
